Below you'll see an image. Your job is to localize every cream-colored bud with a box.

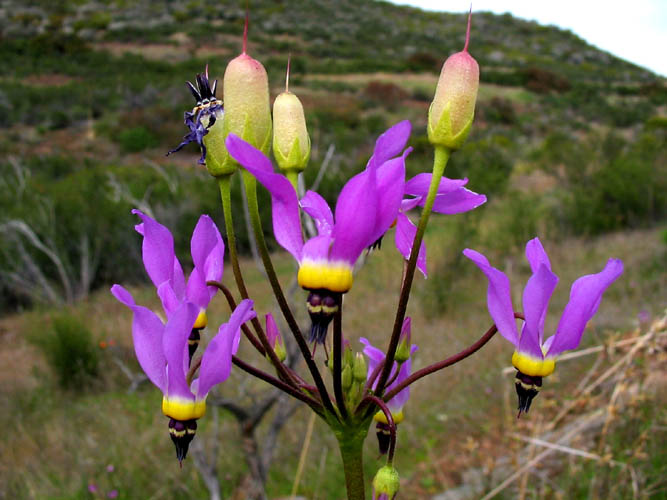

[273,91,310,173]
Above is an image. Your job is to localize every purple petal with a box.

[547,259,624,356]
[405,174,468,198]
[302,234,333,262]
[184,267,209,310]
[525,237,552,273]
[387,344,418,411]
[463,249,519,346]
[395,212,427,277]
[371,149,410,244]
[367,120,411,170]
[132,209,177,290]
[111,284,166,392]
[197,299,255,397]
[518,264,558,358]
[157,281,180,318]
[359,337,386,385]
[265,313,282,347]
[190,214,225,300]
[163,302,199,400]
[430,188,487,214]
[330,169,378,264]
[401,197,422,212]
[300,191,334,236]
[226,135,303,261]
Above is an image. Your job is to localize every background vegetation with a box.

[0,0,665,498]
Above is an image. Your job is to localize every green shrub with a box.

[31,314,100,390]
[117,126,159,152]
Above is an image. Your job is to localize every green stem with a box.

[338,433,366,500]
[241,170,336,416]
[375,145,451,394]
[333,308,348,420]
[217,176,298,389]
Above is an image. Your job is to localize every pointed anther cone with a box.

[428,10,479,150]
[273,91,310,174]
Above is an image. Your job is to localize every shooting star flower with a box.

[361,318,418,455]
[464,237,623,415]
[110,287,255,464]
[225,121,412,342]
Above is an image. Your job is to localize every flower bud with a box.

[428,11,479,150]
[372,465,400,500]
[214,47,272,176]
[273,91,310,174]
[353,352,367,383]
[341,364,353,391]
[394,317,412,363]
[265,313,286,363]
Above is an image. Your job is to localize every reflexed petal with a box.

[430,188,487,214]
[360,337,385,385]
[371,149,410,244]
[302,234,333,262]
[191,215,224,300]
[463,249,519,346]
[395,213,427,277]
[330,169,378,264]
[367,120,411,170]
[157,281,180,317]
[519,264,558,357]
[400,197,422,212]
[226,134,304,261]
[197,299,255,397]
[547,259,624,356]
[405,174,468,198]
[132,209,177,290]
[525,237,552,273]
[111,284,166,392]
[184,267,209,310]
[300,191,334,236]
[163,302,199,399]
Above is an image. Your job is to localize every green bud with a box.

[273,91,310,174]
[353,352,367,382]
[372,465,400,500]
[341,364,353,391]
[428,13,479,150]
[394,341,411,364]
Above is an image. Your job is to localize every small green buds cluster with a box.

[372,465,400,500]
[273,90,310,175]
[428,11,479,150]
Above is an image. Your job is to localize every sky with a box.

[387,1,667,77]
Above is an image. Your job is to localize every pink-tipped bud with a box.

[428,10,479,150]
[394,317,412,363]
[214,18,272,175]
[265,314,286,362]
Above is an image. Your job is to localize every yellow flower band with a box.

[193,310,208,329]
[297,259,354,293]
[511,351,555,378]
[373,409,404,425]
[162,396,206,421]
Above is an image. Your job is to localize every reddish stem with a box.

[383,313,524,401]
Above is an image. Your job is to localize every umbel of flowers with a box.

[112,11,624,499]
